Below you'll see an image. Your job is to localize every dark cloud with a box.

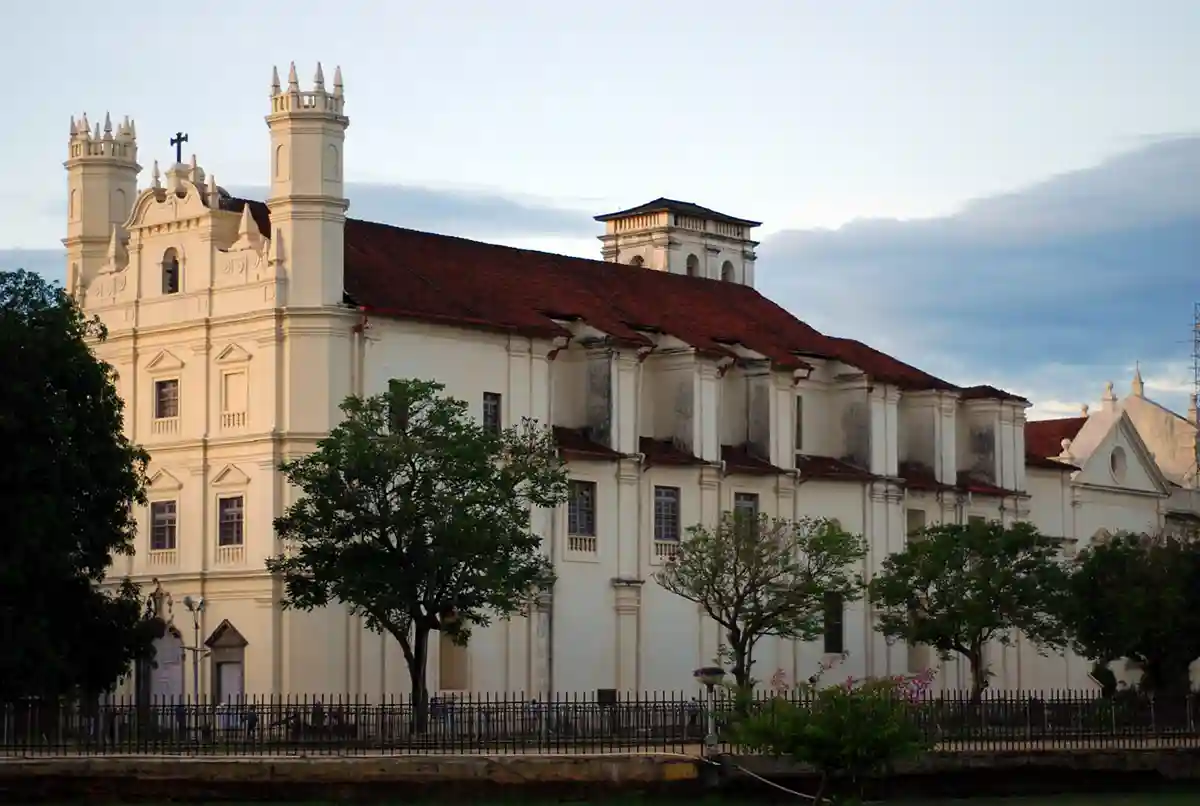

[229,183,596,240]
[13,145,1198,417]
[756,135,1200,413]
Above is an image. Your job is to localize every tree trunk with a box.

[406,626,432,734]
[968,648,987,703]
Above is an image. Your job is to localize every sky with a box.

[3,0,1198,419]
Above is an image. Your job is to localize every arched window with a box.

[686,254,700,277]
[721,260,736,282]
[162,249,181,295]
[629,255,645,267]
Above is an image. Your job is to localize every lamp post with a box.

[181,595,206,703]
[693,666,726,754]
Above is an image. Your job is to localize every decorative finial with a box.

[81,112,90,135]
[93,122,101,140]
[128,118,136,138]
[151,160,162,190]
[1132,362,1144,397]
[190,153,198,170]
[271,65,281,96]
[333,65,343,97]
[287,62,299,92]
[103,112,112,137]
[1081,403,1090,417]
[69,115,77,136]
[314,62,325,92]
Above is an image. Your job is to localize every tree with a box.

[1063,531,1200,694]
[266,379,568,730]
[868,520,1068,699]
[0,269,159,703]
[655,512,866,689]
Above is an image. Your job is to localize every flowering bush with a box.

[730,666,935,805]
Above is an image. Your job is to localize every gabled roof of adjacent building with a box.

[229,197,1022,402]
[593,197,763,228]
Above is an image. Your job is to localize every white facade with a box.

[67,63,1181,702]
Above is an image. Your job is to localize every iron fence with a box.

[1,690,1197,756]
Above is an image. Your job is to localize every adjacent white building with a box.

[66,63,1186,702]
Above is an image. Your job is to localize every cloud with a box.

[756,135,1200,418]
[229,183,596,240]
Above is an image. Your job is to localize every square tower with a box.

[595,198,761,286]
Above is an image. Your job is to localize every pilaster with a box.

[938,394,958,484]
[533,592,552,695]
[696,360,721,462]
[612,578,643,692]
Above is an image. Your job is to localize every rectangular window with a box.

[567,481,596,536]
[217,496,245,547]
[653,486,681,542]
[733,492,759,519]
[222,371,247,414]
[150,500,177,551]
[794,395,804,452]
[154,379,179,419]
[733,492,760,537]
[482,392,502,434]
[823,591,845,654]
[906,508,927,536]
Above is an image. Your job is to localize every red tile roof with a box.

[796,454,879,482]
[721,444,786,475]
[553,427,621,461]
[960,384,1030,404]
[1025,417,1087,460]
[226,198,1021,400]
[639,438,706,468]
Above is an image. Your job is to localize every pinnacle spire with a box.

[103,112,112,137]
[151,160,162,189]
[1132,362,1144,396]
[333,65,343,97]
[287,62,299,92]
[314,62,325,91]
[271,65,281,95]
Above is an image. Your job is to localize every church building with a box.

[67,63,1178,703]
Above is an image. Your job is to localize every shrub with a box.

[730,671,933,805]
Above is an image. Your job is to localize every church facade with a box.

[66,64,1180,703]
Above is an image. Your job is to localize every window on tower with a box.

[162,248,181,295]
[721,260,736,282]
[629,255,645,267]
[686,254,700,277]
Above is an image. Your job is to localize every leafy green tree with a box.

[868,520,1068,699]
[0,269,159,703]
[266,379,567,729]
[1064,531,1200,694]
[732,677,931,805]
[655,513,866,689]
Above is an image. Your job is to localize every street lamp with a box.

[181,595,206,703]
[693,666,726,754]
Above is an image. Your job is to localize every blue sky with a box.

[4,0,1198,418]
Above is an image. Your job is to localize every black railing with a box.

[2,690,1197,756]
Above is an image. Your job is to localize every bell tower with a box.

[63,113,140,299]
[265,62,349,308]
